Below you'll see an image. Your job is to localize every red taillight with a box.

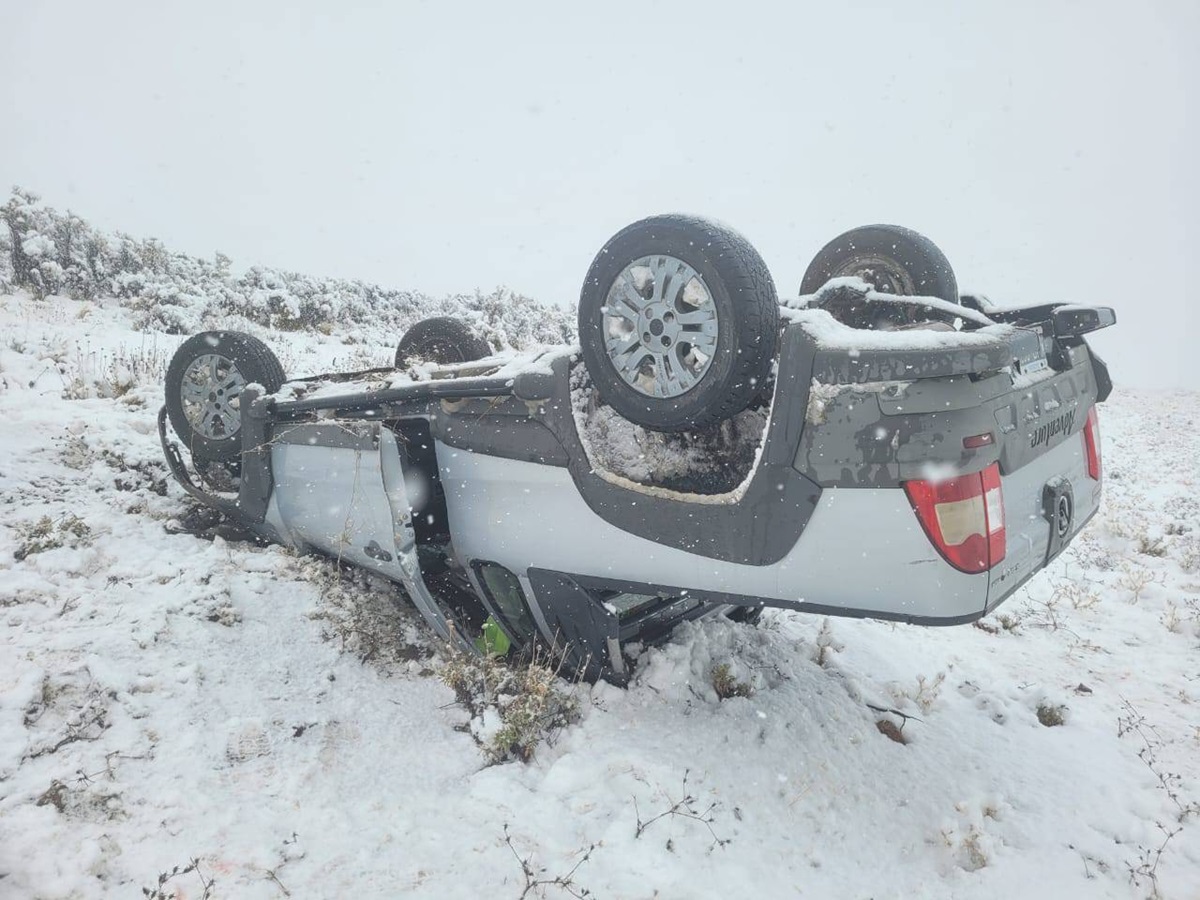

[903,462,1006,574]
[1083,406,1101,480]
[981,463,1005,567]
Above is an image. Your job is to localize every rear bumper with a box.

[781,500,1097,627]
[979,502,1099,620]
[987,423,1101,609]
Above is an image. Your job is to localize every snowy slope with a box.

[0,293,1198,900]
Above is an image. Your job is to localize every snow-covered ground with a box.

[1,293,1198,899]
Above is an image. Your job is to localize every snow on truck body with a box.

[160,302,1111,682]
[440,310,1106,623]
[159,217,1114,682]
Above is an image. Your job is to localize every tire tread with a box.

[164,330,285,462]
[579,215,779,432]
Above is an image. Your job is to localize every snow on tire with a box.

[577,215,779,433]
[394,317,491,370]
[799,223,959,305]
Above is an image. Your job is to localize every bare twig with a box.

[1118,697,1200,821]
[1117,697,1198,898]
[503,824,595,899]
[141,857,214,900]
[633,769,730,852]
[1126,823,1182,899]
[266,868,291,897]
[865,703,924,725]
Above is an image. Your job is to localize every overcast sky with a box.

[2,1,1195,387]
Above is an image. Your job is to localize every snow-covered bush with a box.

[711,662,754,699]
[439,649,580,763]
[0,219,14,294]
[13,514,92,561]
[0,187,575,349]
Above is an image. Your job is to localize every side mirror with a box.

[1052,305,1116,338]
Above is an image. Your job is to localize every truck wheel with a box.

[165,331,284,463]
[800,224,958,305]
[395,317,491,369]
[578,215,779,432]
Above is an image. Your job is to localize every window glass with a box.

[476,563,537,639]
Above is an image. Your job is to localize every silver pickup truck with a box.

[158,216,1115,681]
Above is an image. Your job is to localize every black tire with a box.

[578,215,779,432]
[394,317,491,370]
[799,224,958,305]
[165,331,284,463]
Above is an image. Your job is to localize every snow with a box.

[789,276,997,326]
[570,366,771,500]
[2,292,1199,899]
[284,345,575,405]
[781,277,1023,352]
[781,305,1019,352]
[805,379,851,426]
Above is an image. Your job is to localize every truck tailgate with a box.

[986,351,1104,607]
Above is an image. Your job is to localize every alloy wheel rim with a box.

[601,255,718,399]
[180,353,246,439]
[832,254,916,296]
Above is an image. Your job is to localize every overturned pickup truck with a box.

[159,216,1115,682]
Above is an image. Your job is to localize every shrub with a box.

[711,663,753,700]
[0,187,575,350]
[439,649,579,763]
[1036,703,1066,727]
[13,515,92,561]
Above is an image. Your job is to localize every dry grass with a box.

[813,618,841,667]
[890,672,946,715]
[711,663,754,700]
[1053,579,1101,611]
[13,514,91,560]
[1118,563,1162,603]
[301,557,432,668]
[1036,703,1066,727]
[440,648,580,764]
[1137,535,1168,558]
